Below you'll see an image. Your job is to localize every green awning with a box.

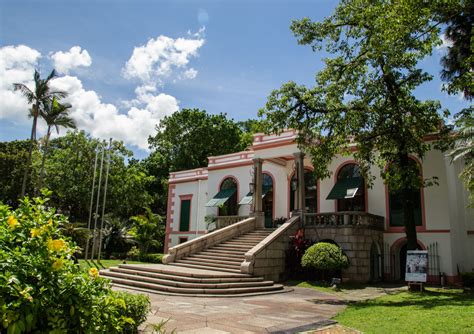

[238,186,272,205]
[239,192,253,205]
[326,177,363,200]
[205,187,236,207]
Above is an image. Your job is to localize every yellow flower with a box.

[47,219,53,226]
[7,216,19,229]
[52,258,64,271]
[30,228,42,238]
[47,239,67,252]
[89,267,99,278]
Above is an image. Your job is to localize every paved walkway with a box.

[117,286,347,333]
[117,284,405,333]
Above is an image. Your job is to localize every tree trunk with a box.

[400,153,418,250]
[38,127,52,192]
[21,105,38,198]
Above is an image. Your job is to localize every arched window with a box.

[218,177,238,216]
[290,169,318,212]
[331,163,366,212]
[388,159,423,227]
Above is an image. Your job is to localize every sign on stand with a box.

[405,250,428,283]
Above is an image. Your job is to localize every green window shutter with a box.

[180,199,191,231]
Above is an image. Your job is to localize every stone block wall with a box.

[305,226,383,283]
[241,216,300,282]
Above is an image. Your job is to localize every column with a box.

[293,152,306,213]
[251,158,265,227]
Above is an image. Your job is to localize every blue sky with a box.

[0,0,468,159]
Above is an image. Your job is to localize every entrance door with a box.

[262,173,274,228]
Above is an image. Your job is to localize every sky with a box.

[0,0,469,159]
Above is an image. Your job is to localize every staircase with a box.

[100,229,286,296]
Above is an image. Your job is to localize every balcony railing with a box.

[216,215,250,230]
[303,212,385,230]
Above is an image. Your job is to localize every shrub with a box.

[301,242,349,271]
[0,193,150,333]
[127,246,141,260]
[461,272,474,288]
[115,291,151,333]
[139,253,163,264]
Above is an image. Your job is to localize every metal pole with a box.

[97,138,112,261]
[85,145,99,260]
[91,142,105,260]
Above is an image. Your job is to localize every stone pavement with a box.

[116,286,348,333]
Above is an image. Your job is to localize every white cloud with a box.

[436,33,453,54]
[50,75,178,150]
[123,34,204,86]
[0,40,191,151]
[0,45,41,121]
[50,46,92,74]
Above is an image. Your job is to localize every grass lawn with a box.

[287,279,366,294]
[335,288,474,333]
[78,259,146,271]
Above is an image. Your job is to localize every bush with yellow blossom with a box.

[0,191,150,333]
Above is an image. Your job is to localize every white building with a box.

[165,130,473,283]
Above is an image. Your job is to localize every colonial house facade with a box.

[164,130,473,284]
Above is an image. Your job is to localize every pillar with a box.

[293,151,306,215]
[251,158,265,227]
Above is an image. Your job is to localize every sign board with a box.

[405,250,428,282]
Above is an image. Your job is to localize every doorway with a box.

[263,173,274,228]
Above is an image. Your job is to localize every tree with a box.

[13,69,67,197]
[38,97,76,190]
[260,1,450,250]
[438,1,473,100]
[146,109,247,214]
[0,140,39,205]
[130,208,165,255]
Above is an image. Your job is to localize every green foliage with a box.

[113,291,151,333]
[42,131,153,221]
[461,272,474,287]
[130,208,165,254]
[0,140,38,206]
[260,0,455,249]
[0,193,149,333]
[438,1,473,100]
[138,253,163,264]
[301,242,349,271]
[127,246,141,261]
[145,109,247,214]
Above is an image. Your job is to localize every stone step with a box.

[110,283,288,298]
[211,245,253,251]
[232,237,266,242]
[117,264,249,278]
[176,259,241,270]
[185,256,243,266]
[107,276,284,295]
[172,262,242,274]
[107,267,263,283]
[205,247,247,254]
[190,254,244,263]
[101,270,274,289]
[197,251,244,260]
[224,240,261,245]
[218,243,256,249]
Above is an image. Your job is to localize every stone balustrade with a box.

[163,217,257,264]
[241,216,300,282]
[304,212,385,230]
[216,215,249,230]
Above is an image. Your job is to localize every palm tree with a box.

[38,97,76,190]
[13,69,67,197]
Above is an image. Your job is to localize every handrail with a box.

[163,216,257,264]
[216,215,249,229]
